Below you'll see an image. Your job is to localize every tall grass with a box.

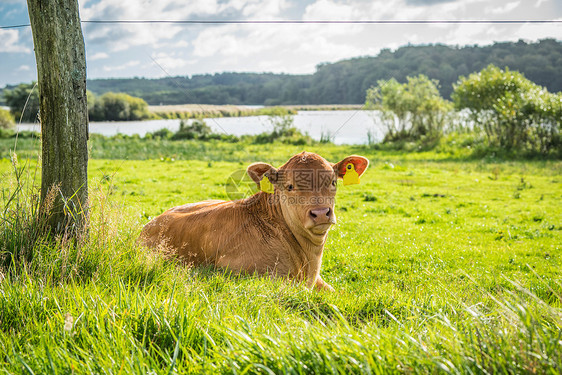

[0,153,50,269]
[1,154,561,373]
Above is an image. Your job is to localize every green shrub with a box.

[453,65,561,155]
[366,75,452,144]
[0,128,16,139]
[255,106,296,116]
[3,82,39,123]
[252,112,313,145]
[172,120,212,140]
[205,133,240,142]
[0,107,15,129]
[148,128,174,140]
[89,92,153,121]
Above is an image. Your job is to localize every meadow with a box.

[1,137,561,373]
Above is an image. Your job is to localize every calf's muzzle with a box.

[309,207,333,225]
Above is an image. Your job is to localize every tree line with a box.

[2,39,560,113]
[3,38,555,106]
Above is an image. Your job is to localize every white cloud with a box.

[0,29,31,53]
[16,65,30,71]
[303,0,357,20]
[80,0,292,54]
[487,1,521,15]
[192,0,368,63]
[509,18,562,41]
[171,40,189,48]
[80,0,212,51]
[535,0,549,7]
[185,0,562,77]
[240,0,289,19]
[1,0,560,88]
[192,25,244,58]
[89,52,109,60]
[151,52,188,69]
[103,60,140,72]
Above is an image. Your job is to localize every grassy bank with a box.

[0,130,478,163]
[149,104,361,120]
[1,141,561,373]
[149,104,303,120]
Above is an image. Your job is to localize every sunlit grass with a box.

[0,143,561,373]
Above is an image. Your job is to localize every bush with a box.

[3,82,39,123]
[365,75,452,145]
[89,92,153,121]
[452,65,561,155]
[0,107,15,129]
[252,113,313,145]
[171,120,212,140]
[0,129,38,140]
[147,128,174,140]
[255,107,296,117]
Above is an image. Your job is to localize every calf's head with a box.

[247,152,369,244]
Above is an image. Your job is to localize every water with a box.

[16,110,386,145]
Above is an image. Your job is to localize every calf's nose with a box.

[309,207,332,224]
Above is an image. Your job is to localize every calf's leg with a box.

[314,276,335,292]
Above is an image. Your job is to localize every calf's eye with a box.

[287,184,294,192]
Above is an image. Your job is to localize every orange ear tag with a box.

[260,175,275,193]
[343,163,360,186]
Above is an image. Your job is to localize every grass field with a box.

[1,139,561,373]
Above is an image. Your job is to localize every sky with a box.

[0,0,561,88]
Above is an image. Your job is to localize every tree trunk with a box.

[27,0,89,236]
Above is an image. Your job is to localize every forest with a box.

[69,39,562,105]
[2,39,560,108]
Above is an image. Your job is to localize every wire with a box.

[0,24,29,29]
[2,19,562,29]
[82,19,562,24]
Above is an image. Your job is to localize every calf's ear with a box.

[334,155,369,179]
[246,162,279,186]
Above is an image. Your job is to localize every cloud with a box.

[79,0,293,54]
[405,0,457,5]
[16,65,30,71]
[3,0,560,87]
[80,0,205,50]
[239,0,289,19]
[535,0,549,7]
[509,18,562,41]
[487,1,521,15]
[103,60,140,72]
[186,0,562,77]
[303,0,357,20]
[89,52,109,61]
[0,29,31,53]
[151,52,188,70]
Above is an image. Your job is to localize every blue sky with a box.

[0,0,561,88]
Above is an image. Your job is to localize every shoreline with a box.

[149,104,363,120]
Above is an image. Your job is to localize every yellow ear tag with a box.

[260,175,275,194]
[343,163,360,186]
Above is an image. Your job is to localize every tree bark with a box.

[27,0,89,236]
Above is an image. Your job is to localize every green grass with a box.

[0,140,561,373]
[149,104,298,120]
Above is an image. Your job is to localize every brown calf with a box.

[140,152,369,291]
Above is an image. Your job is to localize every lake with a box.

[17,110,386,145]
